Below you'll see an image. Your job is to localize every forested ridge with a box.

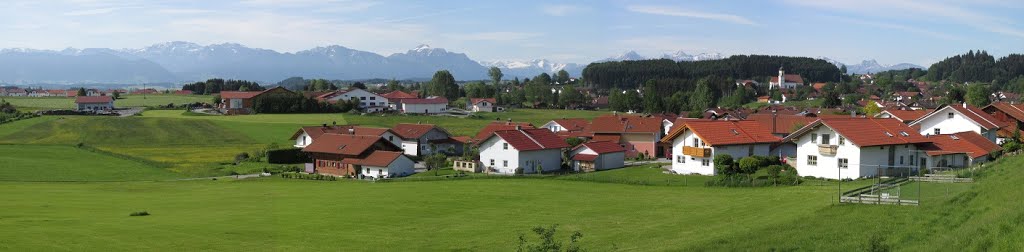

[581,55,841,90]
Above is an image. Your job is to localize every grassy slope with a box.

[2,95,212,110]
[0,145,181,181]
[0,116,58,138]
[0,178,835,251]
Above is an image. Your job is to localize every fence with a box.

[836,163,981,207]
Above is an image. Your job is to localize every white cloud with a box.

[626,5,756,26]
[542,4,583,16]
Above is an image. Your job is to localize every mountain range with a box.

[0,41,926,84]
[819,57,924,74]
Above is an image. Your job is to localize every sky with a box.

[2,0,1023,66]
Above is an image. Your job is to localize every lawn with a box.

[0,145,182,181]
[2,94,212,110]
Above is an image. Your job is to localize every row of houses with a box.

[217,87,465,115]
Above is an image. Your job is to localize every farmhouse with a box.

[920,132,1002,169]
[379,90,418,110]
[467,98,502,112]
[317,88,388,112]
[570,141,626,172]
[398,97,448,114]
[1,88,27,97]
[982,102,1024,143]
[290,124,402,148]
[218,86,293,115]
[478,127,568,174]
[784,118,930,180]
[392,123,459,156]
[347,151,416,178]
[301,134,405,177]
[75,95,114,111]
[769,66,803,89]
[591,115,664,158]
[909,103,1005,143]
[661,120,780,175]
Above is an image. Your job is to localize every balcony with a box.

[683,146,711,157]
[818,144,838,156]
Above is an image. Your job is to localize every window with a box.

[934,128,941,135]
[692,138,699,147]
[948,112,954,119]
[821,134,831,145]
[421,145,427,150]
[360,97,366,100]
[490,159,495,166]
[503,160,508,167]
[701,159,710,166]
[364,168,369,173]
[370,97,376,100]
[388,136,394,141]
[811,133,818,143]
[838,158,848,169]
[839,137,845,145]
[909,157,915,165]
[899,156,904,165]
[502,143,508,150]
[748,146,754,156]
[807,155,818,166]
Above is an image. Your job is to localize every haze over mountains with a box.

[0,42,924,85]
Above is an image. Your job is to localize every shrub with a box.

[766,165,785,179]
[713,154,734,175]
[234,152,250,165]
[129,211,150,217]
[1003,141,1021,153]
[267,148,311,164]
[737,157,760,174]
[778,167,801,185]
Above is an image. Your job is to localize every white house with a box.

[75,96,114,111]
[468,98,501,112]
[317,88,389,111]
[661,120,780,175]
[909,103,1005,143]
[784,118,931,180]
[399,97,448,114]
[570,141,626,172]
[541,118,590,133]
[391,123,457,156]
[920,132,1001,170]
[769,66,803,90]
[478,128,568,174]
[350,151,416,178]
[290,125,402,149]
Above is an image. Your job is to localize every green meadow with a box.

[3,94,212,110]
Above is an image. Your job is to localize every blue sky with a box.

[2,0,1023,65]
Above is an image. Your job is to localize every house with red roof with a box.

[982,102,1024,143]
[784,118,931,179]
[478,127,569,174]
[569,141,626,172]
[540,118,592,140]
[348,151,416,178]
[467,98,501,112]
[909,103,1006,143]
[218,86,294,115]
[1,88,27,97]
[301,134,406,177]
[876,109,932,124]
[75,95,114,111]
[398,96,448,114]
[660,120,780,175]
[591,115,665,158]
[289,124,402,148]
[920,132,1001,169]
[379,90,418,110]
[392,123,459,156]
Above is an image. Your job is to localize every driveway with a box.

[116,107,144,117]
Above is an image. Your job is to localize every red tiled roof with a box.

[812,82,827,91]
[574,141,626,154]
[346,151,405,167]
[921,132,1001,158]
[879,109,931,123]
[475,121,535,140]
[661,120,780,146]
[591,115,662,133]
[470,98,496,105]
[984,102,1024,122]
[592,134,621,143]
[551,118,590,131]
[450,136,472,144]
[289,125,392,140]
[401,97,448,104]
[771,74,803,84]
[301,134,392,155]
[788,118,930,147]
[392,123,444,139]
[491,128,569,151]
[220,91,263,99]
[744,114,818,135]
[379,90,417,99]
[75,95,113,103]
[572,154,598,162]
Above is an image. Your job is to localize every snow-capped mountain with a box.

[660,51,726,62]
[385,44,488,79]
[479,59,584,78]
[596,51,647,62]
[821,57,925,74]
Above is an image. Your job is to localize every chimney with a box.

[515,125,522,130]
[963,102,968,108]
[850,110,856,118]
[348,128,355,134]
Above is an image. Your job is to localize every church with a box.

[769,66,804,89]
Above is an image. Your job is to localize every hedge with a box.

[267,148,311,164]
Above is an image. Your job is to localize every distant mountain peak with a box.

[414,44,431,51]
[821,57,924,74]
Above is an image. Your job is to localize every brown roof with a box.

[572,154,598,162]
[661,120,780,146]
[289,125,393,140]
[75,95,113,104]
[488,128,569,151]
[573,141,626,154]
[379,90,417,99]
[771,74,803,84]
[392,123,445,139]
[475,121,535,140]
[346,151,406,167]
[921,132,1001,158]
[301,134,394,155]
[591,115,662,134]
[219,91,262,99]
[812,83,827,91]
[470,98,496,105]
[788,118,930,147]
[744,114,818,135]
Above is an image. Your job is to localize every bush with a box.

[778,167,801,185]
[737,157,760,174]
[234,152,250,165]
[766,165,784,179]
[129,211,150,216]
[267,148,311,164]
[713,154,734,175]
[1003,141,1021,153]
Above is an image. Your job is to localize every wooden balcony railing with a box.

[818,144,838,155]
[683,146,711,157]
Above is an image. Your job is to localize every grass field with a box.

[0,145,182,181]
[2,94,212,110]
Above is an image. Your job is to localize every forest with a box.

[181,79,264,95]
[581,55,842,90]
